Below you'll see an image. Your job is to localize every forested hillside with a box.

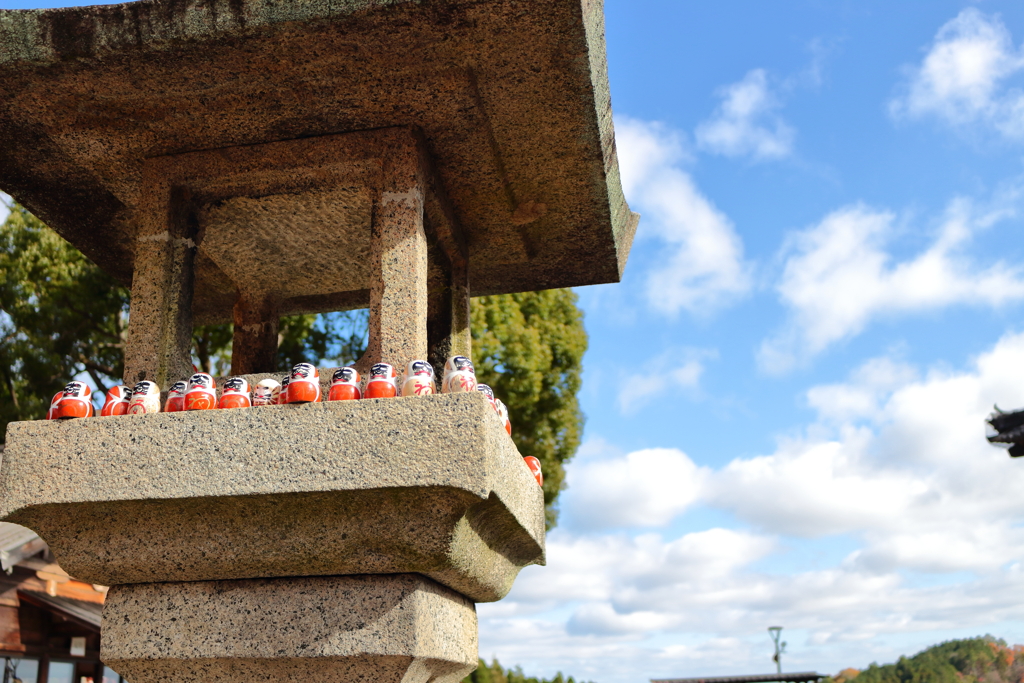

[462,658,592,683]
[828,636,1024,683]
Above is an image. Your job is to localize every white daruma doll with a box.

[401,361,435,397]
[495,398,512,435]
[277,375,290,404]
[252,378,281,406]
[364,363,399,399]
[100,386,132,417]
[185,373,217,411]
[128,381,161,415]
[164,381,187,413]
[328,367,361,401]
[286,363,321,404]
[523,456,543,486]
[46,390,63,420]
[56,381,93,419]
[218,377,251,409]
[443,356,477,394]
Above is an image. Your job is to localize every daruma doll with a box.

[164,381,187,413]
[56,381,93,419]
[443,355,477,394]
[364,363,398,399]
[286,363,320,404]
[328,367,361,401]
[128,381,161,415]
[100,385,132,417]
[401,360,435,397]
[252,378,281,407]
[495,398,512,435]
[523,456,543,486]
[45,391,62,420]
[185,373,217,411]
[218,377,251,409]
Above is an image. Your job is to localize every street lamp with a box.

[768,626,786,676]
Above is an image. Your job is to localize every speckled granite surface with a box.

[1,392,544,602]
[101,573,477,683]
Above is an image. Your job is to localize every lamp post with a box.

[768,626,786,676]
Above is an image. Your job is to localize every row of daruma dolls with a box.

[46,356,543,486]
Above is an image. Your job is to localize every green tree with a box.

[0,202,129,427]
[828,636,1021,683]
[472,291,587,528]
[462,658,589,683]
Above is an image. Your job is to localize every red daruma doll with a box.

[252,378,281,407]
[328,367,361,401]
[364,363,399,398]
[164,381,187,413]
[523,456,543,486]
[401,361,435,397]
[218,377,251,409]
[185,373,217,411]
[128,381,161,414]
[443,356,477,394]
[45,391,62,420]
[100,386,132,417]
[56,381,93,419]
[286,363,321,404]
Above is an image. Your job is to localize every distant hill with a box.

[462,658,593,683]
[826,636,1024,683]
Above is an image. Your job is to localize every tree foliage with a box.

[0,202,129,427]
[0,205,588,525]
[462,658,592,683]
[827,636,1024,683]
[472,290,587,528]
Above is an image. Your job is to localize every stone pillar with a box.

[123,185,197,388]
[101,574,478,683]
[230,292,279,375]
[361,138,429,372]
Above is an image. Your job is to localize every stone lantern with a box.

[0,0,637,680]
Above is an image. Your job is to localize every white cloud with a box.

[565,449,708,530]
[0,194,10,224]
[616,117,753,315]
[696,69,796,160]
[478,333,1024,682]
[760,195,1024,372]
[891,8,1024,139]
[616,348,717,414]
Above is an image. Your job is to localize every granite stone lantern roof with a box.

[0,0,638,324]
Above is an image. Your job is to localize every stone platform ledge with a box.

[0,392,544,602]
[101,573,477,683]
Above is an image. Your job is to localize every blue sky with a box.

[7,0,1024,681]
